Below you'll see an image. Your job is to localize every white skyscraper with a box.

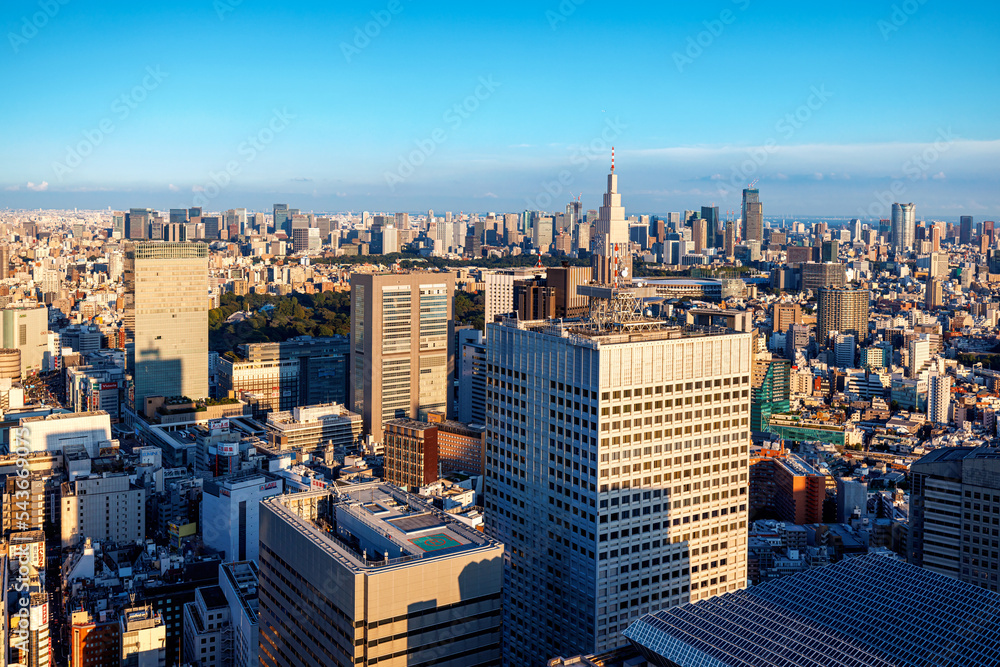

[927,373,952,424]
[908,336,931,378]
[483,267,545,333]
[485,309,752,663]
[592,149,632,285]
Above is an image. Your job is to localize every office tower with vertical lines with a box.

[742,188,762,245]
[891,202,916,253]
[125,242,209,412]
[350,271,454,442]
[484,316,752,664]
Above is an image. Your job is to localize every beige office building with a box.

[258,483,503,667]
[61,472,145,548]
[486,312,753,662]
[125,242,209,410]
[350,271,454,441]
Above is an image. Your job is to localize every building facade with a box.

[257,484,503,666]
[485,316,752,662]
[910,447,1000,590]
[350,271,454,441]
[125,242,209,411]
[816,287,869,346]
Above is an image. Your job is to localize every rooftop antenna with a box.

[611,147,615,173]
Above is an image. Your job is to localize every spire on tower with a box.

[611,146,615,173]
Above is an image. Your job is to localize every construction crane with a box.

[748,178,759,189]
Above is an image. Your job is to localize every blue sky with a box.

[2,0,999,219]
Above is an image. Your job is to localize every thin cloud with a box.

[26,181,48,192]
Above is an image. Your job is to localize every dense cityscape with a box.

[0,160,997,665]
[4,1,999,665]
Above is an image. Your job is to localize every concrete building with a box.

[485,312,752,662]
[833,333,856,368]
[751,451,828,525]
[219,561,260,667]
[0,304,50,375]
[908,337,931,378]
[484,267,545,330]
[125,242,209,411]
[925,277,944,309]
[265,403,363,455]
[65,365,127,422]
[772,303,801,336]
[257,483,503,666]
[201,471,283,563]
[427,411,485,476]
[218,354,299,415]
[383,419,439,491]
[927,373,952,424]
[910,447,1000,590]
[60,472,146,548]
[457,329,486,426]
[350,271,454,441]
[547,265,591,319]
[800,262,846,291]
[237,337,350,408]
[182,585,232,667]
[18,411,113,458]
[816,287,869,346]
[120,605,166,667]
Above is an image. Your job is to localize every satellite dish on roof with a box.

[620,267,629,278]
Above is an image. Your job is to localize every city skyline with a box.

[3,0,1000,215]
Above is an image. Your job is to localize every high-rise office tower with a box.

[724,221,737,258]
[891,202,916,253]
[592,150,632,285]
[925,277,944,309]
[127,208,153,240]
[772,303,802,335]
[960,215,974,245]
[485,311,752,662]
[112,211,126,239]
[273,204,289,236]
[258,484,503,667]
[692,218,708,254]
[850,218,862,242]
[908,337,931,378]
[169,208,189,224]
[821,239,839,263]
[125,242,209,413]
[700,206,720,247]
[350,271,454,441]
[926,372,952,424]
[929,251,949,280]
[742,189,762,245]
[910,447,1000,589]
[816,287,869,346]
[484,267,544,331]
